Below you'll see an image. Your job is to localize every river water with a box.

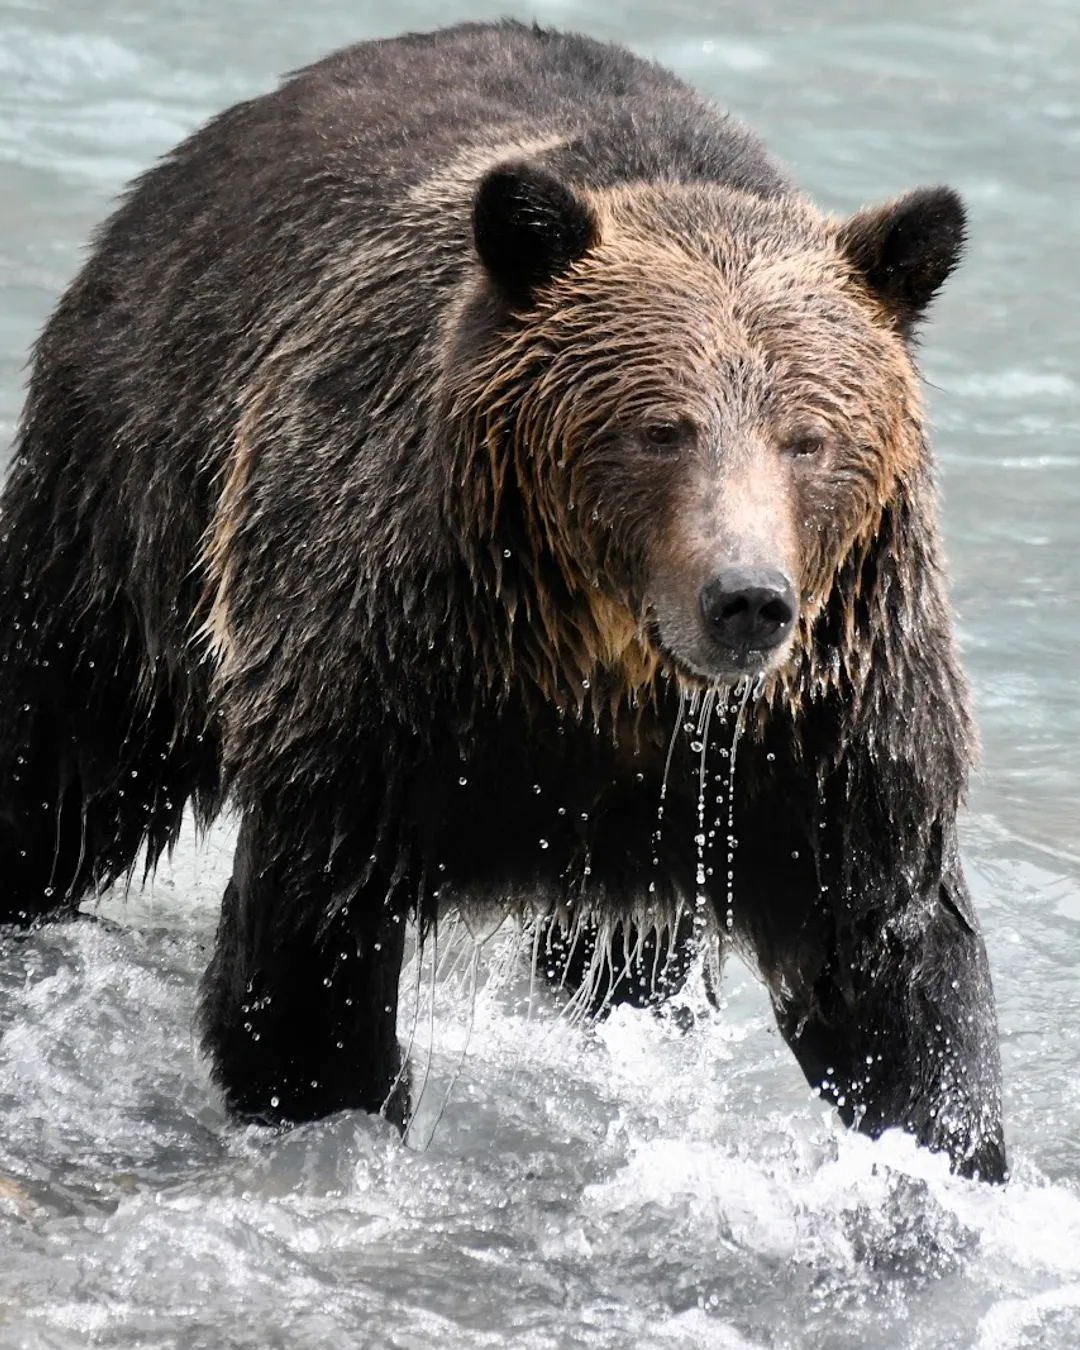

[0,1,1077,1347]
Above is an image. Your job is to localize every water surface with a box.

[1,1,1078,1346]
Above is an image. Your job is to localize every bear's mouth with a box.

[648,619,791,689]
[650,633,776,689]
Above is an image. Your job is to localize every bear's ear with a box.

[837,186,966,334]
[473,160,600,307]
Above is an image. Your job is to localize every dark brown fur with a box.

[0,21,1004,1179]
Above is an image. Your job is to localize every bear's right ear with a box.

[473,161,600,308]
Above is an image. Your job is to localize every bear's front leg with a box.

[763,857,1006,1182]
[198,806,409,1128]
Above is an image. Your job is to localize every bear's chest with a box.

[400,697,797,921]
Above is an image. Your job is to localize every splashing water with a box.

[1,818,1077,1349]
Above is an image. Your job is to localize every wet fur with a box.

[0,22,1004,1179]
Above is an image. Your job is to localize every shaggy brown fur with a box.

[0,21,1004,1180]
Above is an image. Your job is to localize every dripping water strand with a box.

[724,676,754,933]
[381,878,429,1121]
[660,689,687,810]
[419,939,481,1151]
[402,915,439,1148]
[691,685,718,940]
[502,911,556,1112]
[652,688,687,893]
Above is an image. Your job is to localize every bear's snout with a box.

[699,567,797,664]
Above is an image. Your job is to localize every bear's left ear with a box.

[473,160,600,308]
[837,186,966,334]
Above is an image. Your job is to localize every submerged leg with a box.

[198,806,410,1126]
[763,865,1006,1182]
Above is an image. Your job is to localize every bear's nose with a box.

[699,568,797,653]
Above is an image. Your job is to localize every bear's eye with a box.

[782,433,826,458]
[642,419,693,452]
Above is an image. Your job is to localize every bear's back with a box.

[124,21,789,236]
[275,21,790,202]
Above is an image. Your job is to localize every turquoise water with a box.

[1,2,1078,1346]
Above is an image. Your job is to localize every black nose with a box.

[699,568,797,653]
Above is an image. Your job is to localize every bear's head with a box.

[446,160,964,705]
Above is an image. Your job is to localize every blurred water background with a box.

[1,1,1078,1346]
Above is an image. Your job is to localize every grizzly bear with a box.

[0,20,1005,1180]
